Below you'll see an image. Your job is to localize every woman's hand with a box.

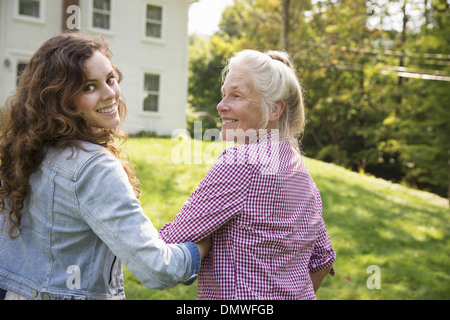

[310,265,334,292]
[195,237,212,259]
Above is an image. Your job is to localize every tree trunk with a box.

[281,0,290,51]
[398,0,408,86]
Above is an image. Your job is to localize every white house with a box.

[0,0,197,135]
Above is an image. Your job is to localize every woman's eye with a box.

[84,84,95,92]
[107,77,116,85]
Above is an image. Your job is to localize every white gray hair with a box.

[222,49,305,150]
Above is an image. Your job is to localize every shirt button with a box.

[31,290,38,298]
[43,294,50,300]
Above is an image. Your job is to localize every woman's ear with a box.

[269,100,286,121]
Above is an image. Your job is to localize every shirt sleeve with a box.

[159,147,253,244]
[308,187,336,275]
[75,150,200,289]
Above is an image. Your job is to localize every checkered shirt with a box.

[159,133,336,300]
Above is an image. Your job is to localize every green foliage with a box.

[121,138,449,300]
[307,157,450,300]
[187,0,450,198]
[187,34,243,135]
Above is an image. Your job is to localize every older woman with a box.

[159,49,336,300]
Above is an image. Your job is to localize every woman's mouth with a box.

[97,103,117,114]
[222,119,238,125]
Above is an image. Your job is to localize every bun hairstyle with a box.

[266,50,295,68]
[222,49,305,150]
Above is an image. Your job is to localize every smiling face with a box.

[73,51,121,130]
[217,70,265,142]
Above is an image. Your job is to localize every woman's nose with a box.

[102,83,116,101]
[217,98,230,113]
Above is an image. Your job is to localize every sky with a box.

[188,0,235,35]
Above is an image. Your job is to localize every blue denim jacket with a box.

[0,141,200,300]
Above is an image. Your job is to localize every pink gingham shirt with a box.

[159,133,336,300]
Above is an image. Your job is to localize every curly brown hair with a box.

[0,32,140,239]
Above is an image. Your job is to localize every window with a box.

[16,62,28,86]
[92,0,111,30]
[143,74,160,112]
[18,0,40,18]
[16,0,45,22]
[145,4,162,38]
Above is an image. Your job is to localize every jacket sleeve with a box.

[74,150,200,289]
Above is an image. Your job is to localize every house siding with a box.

[0,0,191,135]
[0,0,64,102]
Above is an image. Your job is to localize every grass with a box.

[122,137,450,300]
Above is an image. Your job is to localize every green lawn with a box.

[122,137,449,300]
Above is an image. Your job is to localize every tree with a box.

[281,0,290,51]
[187,34,243,135]
[388,0,450,197]
[188,0,450,198]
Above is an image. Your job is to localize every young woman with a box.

[0,33,209,300]
[159,50,336,300]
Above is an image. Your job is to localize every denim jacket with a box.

[0,141,200,300]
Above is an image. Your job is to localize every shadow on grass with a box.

[123,140,449,300]
[315,172,449,299]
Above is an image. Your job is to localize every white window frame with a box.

[16,60,29,86]
[14,0,46,24]
[141,71,162,115]
[4,49,33,90]
[88,0,114,35]
[142,1,165,44]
